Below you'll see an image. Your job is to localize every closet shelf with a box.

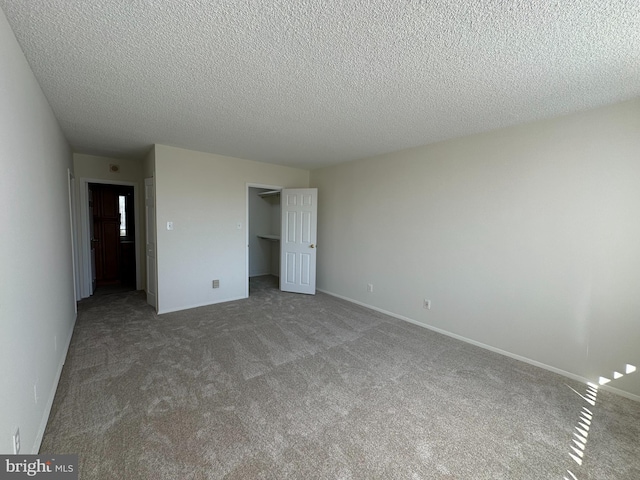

[257,190,281,198]
[257,234,280,241]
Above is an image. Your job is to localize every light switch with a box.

[167,221,174,230]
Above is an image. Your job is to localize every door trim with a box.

[67,169,79,311]
[79,178,142,298]
[144,177,157,311]
[245,183,283,298]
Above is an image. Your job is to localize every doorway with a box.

[246,185,319,297]
[89,183,136,295]
[247,186,282,296]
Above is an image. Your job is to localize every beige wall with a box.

[143,145,155,179]
[73,153,144,183]
[0,9,75,453]
[154,145,309,313]
[311,98,640,400]
[73,153,147,292]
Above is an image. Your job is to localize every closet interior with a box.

[248,188,281,280]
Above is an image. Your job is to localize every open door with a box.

[280,188,317,294]
[145,178,157,309]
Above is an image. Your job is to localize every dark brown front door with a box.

[90,184,136,288]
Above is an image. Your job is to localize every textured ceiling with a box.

[1,1,639,169]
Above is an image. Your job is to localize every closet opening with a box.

[247,185,282,296]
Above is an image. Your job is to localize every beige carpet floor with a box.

[40,275,640,479]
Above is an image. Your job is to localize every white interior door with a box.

[280,188,317,294]
[145,178,157,309]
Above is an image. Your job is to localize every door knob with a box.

[310,244,315,248]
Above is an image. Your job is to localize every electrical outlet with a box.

[13,428,20,454]
[212,280,220,288]
[367,283,374,293]
[423,299,431,310]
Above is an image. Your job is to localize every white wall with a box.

[154,145,309,313]
[143,146,155,179]
[74,153,144,183]
[311,98,640,399]
[0,9,76,453]
[73,153,146,292]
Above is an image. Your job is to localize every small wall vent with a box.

[212,280,220,288]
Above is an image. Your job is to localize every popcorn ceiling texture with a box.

[1,0,639,168]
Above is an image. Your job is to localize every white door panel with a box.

[280,188,317,294]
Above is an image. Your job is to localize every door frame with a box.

[245,182,283,298]
[67,169,80,311]
[144,177,157,311]
[79,178,142,298]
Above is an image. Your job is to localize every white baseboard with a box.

[601,384,640,403]
[317,289,640,403]
[33,313,76,453]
